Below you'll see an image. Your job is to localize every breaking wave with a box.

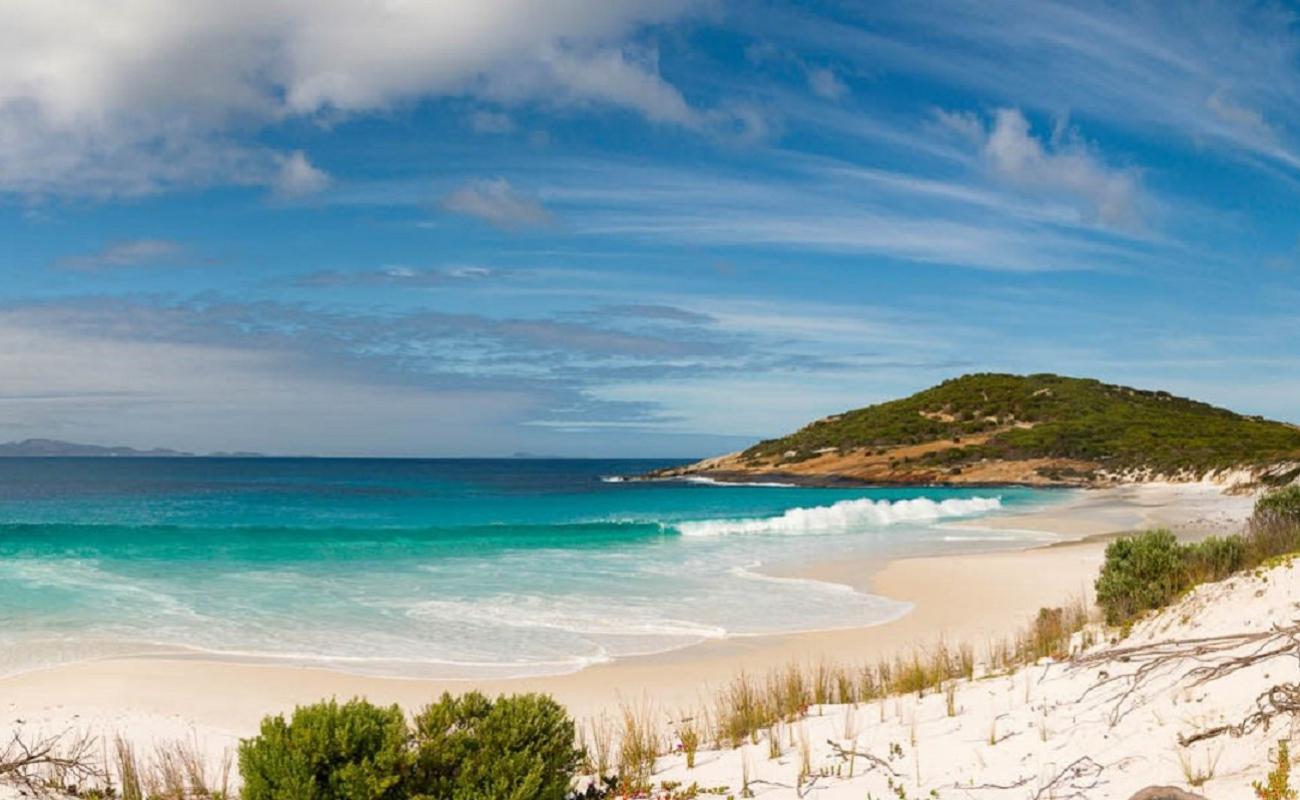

[675,495,1002,537]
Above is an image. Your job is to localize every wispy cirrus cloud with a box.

[292,265,495,288]
[54,239,186,271]
[753,1,1300,177]
[442,178,556,229]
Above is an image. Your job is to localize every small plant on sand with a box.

[957,642,976,680]
[1254,740,1297,800]
[114,737,145,800]
[716,672,768,748]
[1178,744,1220,789]
[616,702,660,795]
[813,660,834,706]
[585,715,615,778]
[678,716,701,770]
[893,652,933,696]
[796,725,811,781]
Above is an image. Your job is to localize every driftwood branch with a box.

[1070,622,1300,726]
[0,729,103,794]
[824,739,901,777]
[1179,682,1300,746]
[1032,756,1104,800]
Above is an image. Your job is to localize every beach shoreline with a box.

[1,482,1256,767]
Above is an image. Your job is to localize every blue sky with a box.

[1,1,1298,456]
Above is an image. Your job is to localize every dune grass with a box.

[698,595,1096,754]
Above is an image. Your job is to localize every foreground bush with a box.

[412,691,579,800]
[238,692,578,800]
[239,698,410,800]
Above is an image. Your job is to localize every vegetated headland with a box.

[646,373,1300,489]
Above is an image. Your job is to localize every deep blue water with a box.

[0,458,1065,678]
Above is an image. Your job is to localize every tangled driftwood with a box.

[0,729,102,794]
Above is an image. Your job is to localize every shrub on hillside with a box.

[239,698,411,800]
[238,693,579,800]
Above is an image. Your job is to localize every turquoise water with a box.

[0,458,1067,678]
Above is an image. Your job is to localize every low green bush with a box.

[238,698,410,800]
[1185,535,1248,583]
[1097,489,1300,627]
[412,691,579,800]
[239,693,579,800]
[1095,530,1188,625]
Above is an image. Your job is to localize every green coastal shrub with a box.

[1255,485,1300,525]
[1184,534,1249,583]
[1248,487,1300,565]
[238,698,411,800]
[1095,530,1187,625]
[1096,489,1300,627]
[238,693,579,800]
[411,691,579,800]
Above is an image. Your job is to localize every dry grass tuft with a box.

[616,702,661,795]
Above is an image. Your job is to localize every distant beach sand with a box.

[1,482,1256,771]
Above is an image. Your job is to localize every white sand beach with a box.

[1,482,1263,796]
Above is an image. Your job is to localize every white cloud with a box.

[930,108,985,145]
[0,0,701,197]
[274,151,331,197]
[981,108,1143,231]
[55,239,185,271]
[442,178,555,229]
[807,67,848,100]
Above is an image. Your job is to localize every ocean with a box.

[0,458,1066,679]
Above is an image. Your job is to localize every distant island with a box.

[649,373,1300,488]
[0,438,266,458]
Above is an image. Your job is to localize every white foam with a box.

[675,495,1003,537]
[404,595,729,640]
[681,476,799,488]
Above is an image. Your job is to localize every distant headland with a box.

[0,438,266,457]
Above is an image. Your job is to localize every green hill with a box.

[736,373,1300,482]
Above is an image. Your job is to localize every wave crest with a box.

[675,495,1002,537]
